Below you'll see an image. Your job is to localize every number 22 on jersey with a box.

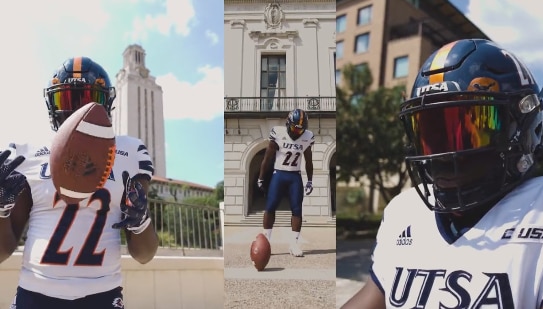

[282,151,301,167]
[40,188,111,266]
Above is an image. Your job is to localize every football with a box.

[250,233,271,271]
[50,102,116,204]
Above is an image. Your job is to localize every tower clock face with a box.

[139,67,149,78]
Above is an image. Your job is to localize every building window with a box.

[336,70,341,86]
[151,90,156,174]
[260,55,286,110]
[394,56,409,78]
[336,14,347,33]
[337,41,344,59]
[357,6,372,25]
[144,89,148,146]
[137,86,141,137]
[355,33,370,54]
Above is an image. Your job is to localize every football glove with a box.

[112,171,151,234]
[0,150,26,218]
[257,179,266,193]
[304,181,313,195]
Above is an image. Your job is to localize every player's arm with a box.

[303,145,313,182]
[124,174,158,264]
[0,184,31,263]
[258,140,279,180]
[340,276,386,309]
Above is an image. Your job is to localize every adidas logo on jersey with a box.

[396,225,413,246]
[35,147,50,157]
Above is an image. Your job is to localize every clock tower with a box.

[113,44,167,177]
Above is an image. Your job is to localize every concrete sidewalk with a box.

[224,226,336,309]
[335,239,374,308]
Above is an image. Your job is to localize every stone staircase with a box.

[226,210,336,227]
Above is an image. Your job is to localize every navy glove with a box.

[112,171,151,234]
[0,150,26,218]
[304,181,313,195]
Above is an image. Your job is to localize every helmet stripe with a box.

[298,110,304,126]
[428,41,456,84]
[73,56,82,78]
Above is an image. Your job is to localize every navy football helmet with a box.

[286,108,308,140]
[44,57,116,131]
[399,39,542,213]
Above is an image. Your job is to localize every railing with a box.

[224,96,336,112]
[141,199,223,252]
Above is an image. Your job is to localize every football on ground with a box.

[50,102,116,204]
[250,233,271,271]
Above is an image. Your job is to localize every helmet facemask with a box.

[287,123,305,140]
[400,91,542,212]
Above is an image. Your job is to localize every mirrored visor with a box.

[406,104,508,155]
[48,84,108,111]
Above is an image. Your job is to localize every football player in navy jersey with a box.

[0,57,158,308]
[342,39,543,308]
[257,109,315,257]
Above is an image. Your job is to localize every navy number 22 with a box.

[40,188,111,266]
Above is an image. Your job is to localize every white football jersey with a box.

[7,134,154,300]
[372,177,543,308]
[269,126,314,172]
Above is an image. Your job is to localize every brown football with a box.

[250,233,271,271]
[50,102,116,204]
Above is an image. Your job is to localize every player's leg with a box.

[12,286,72,309]
[263,171,284,241]
[288,173,304,257]
[78,287,124,309]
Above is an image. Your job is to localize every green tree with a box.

[214,180,224,201]
[337,63,410,210]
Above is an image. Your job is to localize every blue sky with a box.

[449,0,543,88]
[0,0,224,188]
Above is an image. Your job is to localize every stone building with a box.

[224,0,336,226]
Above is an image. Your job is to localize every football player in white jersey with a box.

[0,57,159,308]
[342,39,543,308]
[257,109,314,257]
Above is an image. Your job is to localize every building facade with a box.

[224,0,336,225]
[113,44,167,178]
[151,176,215,203]
[336,0,489,92]
[335,0,490,211]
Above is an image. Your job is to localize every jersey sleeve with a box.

[309,131,315,146]
[135,142,154,179]
[269,127,278,142]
